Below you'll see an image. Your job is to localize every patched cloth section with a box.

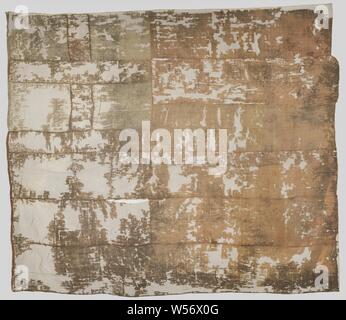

[7,5,339,295]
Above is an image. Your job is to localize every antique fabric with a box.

[7,5,339,295]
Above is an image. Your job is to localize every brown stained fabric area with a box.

[7,6,339,295]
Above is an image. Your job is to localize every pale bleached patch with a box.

[281,182,294,198]
[290,247,312,267]
[167,166,197,193]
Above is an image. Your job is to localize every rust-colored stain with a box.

[7,5,339,295]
